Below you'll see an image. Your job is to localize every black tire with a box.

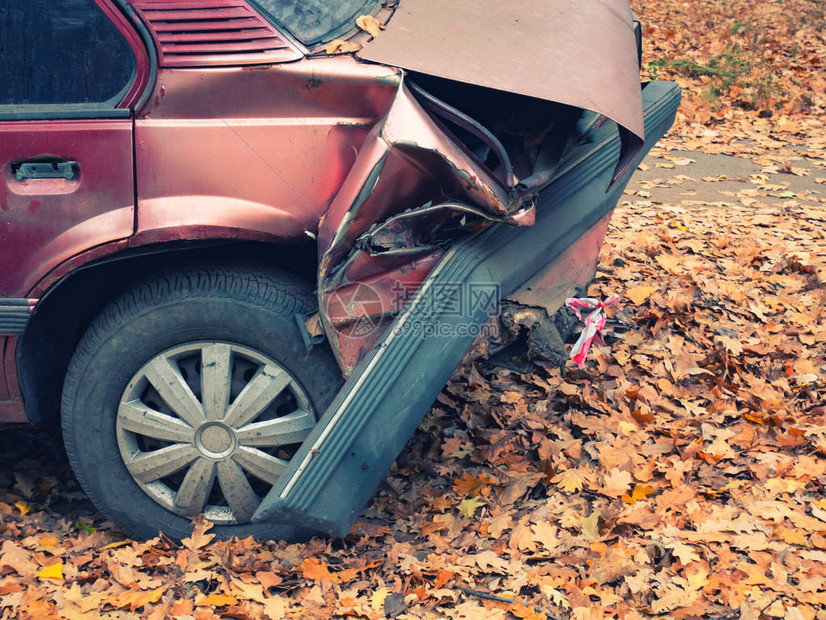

[61,262,342,541]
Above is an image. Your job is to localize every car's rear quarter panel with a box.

[133,58,401,244]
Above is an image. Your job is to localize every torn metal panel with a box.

[318,78,509,268]
[317,0,651,371]
[358,0,645,147]
[317,77,512,372]
[357,200,522,255]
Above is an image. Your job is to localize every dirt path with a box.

[628,147,825,208]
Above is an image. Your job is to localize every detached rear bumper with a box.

[253,81,681,536]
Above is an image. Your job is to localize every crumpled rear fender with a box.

[317,0,650,372]
[317,76,515,372]
[254,81,682,536]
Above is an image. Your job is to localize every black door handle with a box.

[12,160,78,181]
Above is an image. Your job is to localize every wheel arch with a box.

[18,240,318,424]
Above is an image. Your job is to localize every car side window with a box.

[0,0,136,106]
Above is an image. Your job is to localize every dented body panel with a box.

[0,0,656,411]
[134,58,400,245]
[359,0,645,139]
[310,0,652,372]
[317,77,516,370]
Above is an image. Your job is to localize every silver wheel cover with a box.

[116,342,315,525]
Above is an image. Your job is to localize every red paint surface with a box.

[0,399,26,423]
[135,58,399,242]
[0,117,133,414]
[1,337,27,422]
[0,120,135,297]
[324,251,443,370]
[315,79,508,371]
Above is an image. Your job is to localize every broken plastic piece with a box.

[565,294,620,367]
[295,313,326,353]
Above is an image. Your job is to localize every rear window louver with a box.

[131,0,301,67]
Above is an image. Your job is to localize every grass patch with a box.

[669,40,779,110]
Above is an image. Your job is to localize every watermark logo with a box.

[325,277,502,340]
[324,282,384,338]
[328,280,501,340]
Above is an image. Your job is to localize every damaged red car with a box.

[0,0,680,540]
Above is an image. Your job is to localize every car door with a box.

[0,0,147,400]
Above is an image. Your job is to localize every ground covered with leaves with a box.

[637,0,825,144]
[1,1,825,619]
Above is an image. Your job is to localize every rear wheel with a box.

[61,263,341,541]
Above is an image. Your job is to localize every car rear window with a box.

[253,0,380,46]
[0,0,135,106]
